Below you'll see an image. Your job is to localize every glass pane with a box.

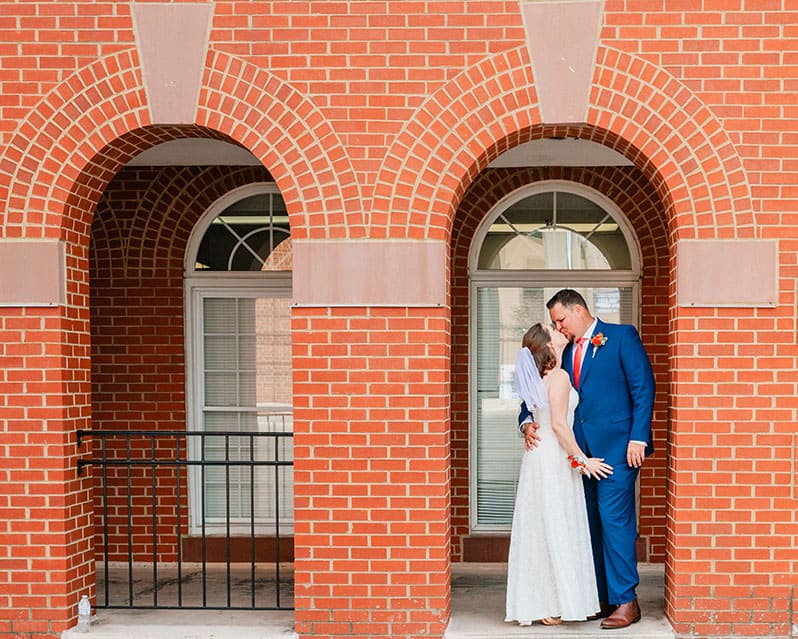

[204,412,235,431]
[199,295,294,526]
[205,335,237,369]
[238,334,256,364]
[203,298,237,332]
[204,372,238,406]
[239,371,257,405]
[201,412,294,523]
[474,286,633,529]
[255,298,293,406]
[237,298,256,330]
[478,191,631,270]
[194,193,292,272]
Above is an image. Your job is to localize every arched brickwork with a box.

[93,165,275,280]
[589,46,754,240]
[372,44,754,242]
[0,50,149,238]
[449,166,670,563]
[0,48,362,634]
[197,50,364,239]
[0,49,362,240]
[369,46,539,240]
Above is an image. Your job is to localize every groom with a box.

[520,289,655,629]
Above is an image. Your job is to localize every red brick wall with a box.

[292,308,451,637]
[0,2,796,639]
[0,307,93,638]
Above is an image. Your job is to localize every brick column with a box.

[0,307,93,638]
[667,299,795,637]
[292,307,451,638]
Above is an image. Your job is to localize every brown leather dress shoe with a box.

[586,602,615,621]
[600,599,641,629]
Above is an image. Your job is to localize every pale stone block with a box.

[0,240,65,306]
[520,0,603,123]
[676,239,778,307]
[133,4,212,124]
[293,240,447,307]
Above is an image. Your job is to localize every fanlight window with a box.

[195,193,291,271]
[477,191,631,271]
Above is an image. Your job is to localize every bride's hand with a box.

[585,458,613,480]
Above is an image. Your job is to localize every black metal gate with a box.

[77,429,294,610]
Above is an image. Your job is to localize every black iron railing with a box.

[77,429,294,610]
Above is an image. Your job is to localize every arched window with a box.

[193,190,291,272]
[476,189,632,271]
[185,184,293,534]
[469,182,641,531]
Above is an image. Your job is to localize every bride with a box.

[505,323,613,626]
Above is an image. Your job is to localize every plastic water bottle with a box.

[77,594,91,632]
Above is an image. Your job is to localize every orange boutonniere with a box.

[590,332,607,357]
[591,332,607,348]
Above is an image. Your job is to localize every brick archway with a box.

[0,50,149,238]
[371,44,755,242]
[366,41,758,634]
[0,49,363,240]
[0,48,365,635]
[369,46,538,240]
[449,166,670,565]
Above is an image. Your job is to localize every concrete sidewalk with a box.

[445,563,673,638]
[62,563,673,639]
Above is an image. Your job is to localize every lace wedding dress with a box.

[505,384,600,625]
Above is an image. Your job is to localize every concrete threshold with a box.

[62,563,672,639]
[444,563,673,639]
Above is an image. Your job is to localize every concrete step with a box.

[444,563,673,639]
[61,563,673,639]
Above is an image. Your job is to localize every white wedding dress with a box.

[505,384,600,625]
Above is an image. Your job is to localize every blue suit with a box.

[519,319,655,604]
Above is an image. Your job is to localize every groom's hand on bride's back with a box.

[522,421,541,451]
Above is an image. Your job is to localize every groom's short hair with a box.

[546,288,589,311]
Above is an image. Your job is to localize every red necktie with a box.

[573,337,587,388]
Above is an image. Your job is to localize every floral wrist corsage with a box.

[567,454,588,476]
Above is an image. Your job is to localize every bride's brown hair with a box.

[522,323,557,376]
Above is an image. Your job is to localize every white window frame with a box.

[467,180,643,533]
[184,183,293,535]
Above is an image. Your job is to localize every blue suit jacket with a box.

[519,320,655,465]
